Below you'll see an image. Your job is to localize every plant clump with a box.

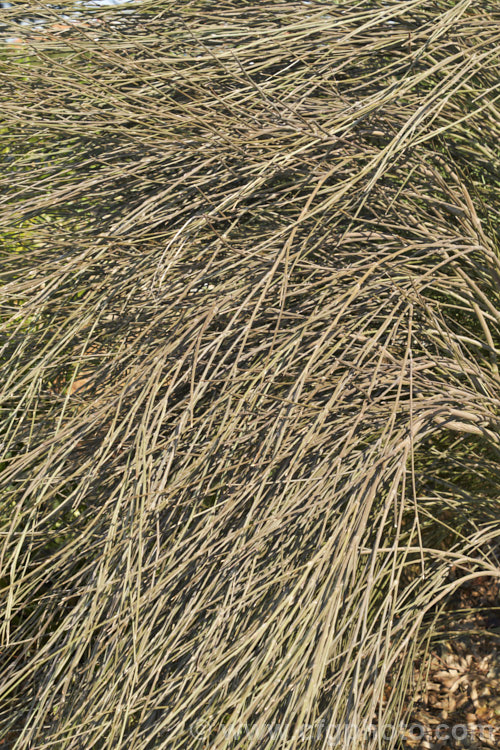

[0,1,499,748]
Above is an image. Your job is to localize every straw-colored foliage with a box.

[0,1,499,747]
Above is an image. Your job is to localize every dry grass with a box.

[0,1,499,748]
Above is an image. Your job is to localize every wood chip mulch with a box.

[403,575,500,750]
